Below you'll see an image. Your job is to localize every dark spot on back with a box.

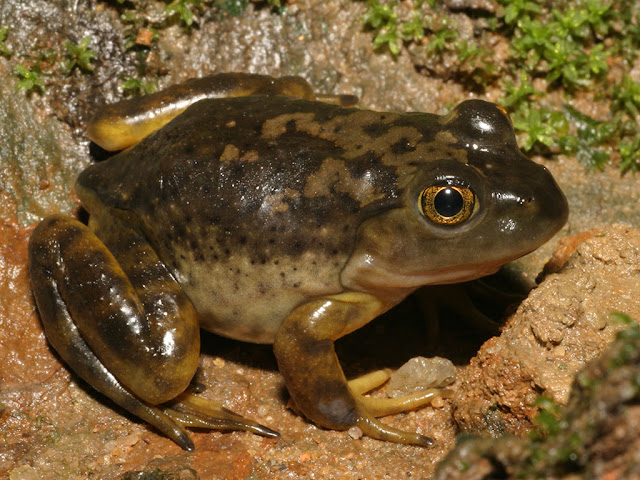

[390,138,416,155]
[183,144,195,156]
[363,123,389,138]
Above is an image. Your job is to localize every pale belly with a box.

[172,252,345,344]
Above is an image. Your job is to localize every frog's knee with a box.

[315,396,359,429]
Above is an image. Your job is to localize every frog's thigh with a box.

[29,214,200,404]
[273,293,433,446]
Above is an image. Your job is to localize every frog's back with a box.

[78,96,437,342]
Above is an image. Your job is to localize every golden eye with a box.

[419,185,475,225]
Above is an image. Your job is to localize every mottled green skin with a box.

[29,75,569,449]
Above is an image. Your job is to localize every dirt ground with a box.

[1,1,640,479]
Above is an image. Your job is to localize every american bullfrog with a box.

[28,73,568,451]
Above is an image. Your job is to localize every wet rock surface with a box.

[1,0,639,478]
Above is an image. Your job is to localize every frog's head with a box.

[343,99,569,291]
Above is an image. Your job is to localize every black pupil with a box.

[434,187,463,217]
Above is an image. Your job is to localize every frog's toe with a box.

[348,369,393,395]
[164,393,279,439]
[349,369,452,416]
[358,388,453,417]
[355,415,435,447]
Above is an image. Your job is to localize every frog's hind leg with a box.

[29,213,277,449]
[29,214,199,449]
[88,72,358,152]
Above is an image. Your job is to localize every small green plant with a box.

[64,37,97,73]
[0,26,11,57]
[362,0,402,55]
[511,104,569,152]
[509,10,612,91]
[425,21,456,54]
[502,0,541,24]
[530,395,564,440]
[557,106,615,169]
[619,134,640,174]
[164,0,204,26]
[14,64,45,93]
[121,76,157,96]
[612,75,640,120]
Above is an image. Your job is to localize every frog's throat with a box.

[340,253,515,293]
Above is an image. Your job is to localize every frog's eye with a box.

[419,185,475,225]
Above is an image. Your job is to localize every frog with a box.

[28,73,569,451]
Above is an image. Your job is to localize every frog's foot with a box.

[346,370,452,446]
[163,393,279,439]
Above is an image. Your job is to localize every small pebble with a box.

[348,426,364,439]
[387,356,456,398]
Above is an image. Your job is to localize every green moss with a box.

[0,26,11,58]
[14,64,45,94]
[121,76,158,96]
[64,37,97,74]
[164,0,205,26]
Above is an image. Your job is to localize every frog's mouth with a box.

[411,256,520,286]
[397,256,522,288]
[341,250,531,293]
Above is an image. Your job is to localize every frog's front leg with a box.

[273,292,437,447]
[29,213,276,450]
